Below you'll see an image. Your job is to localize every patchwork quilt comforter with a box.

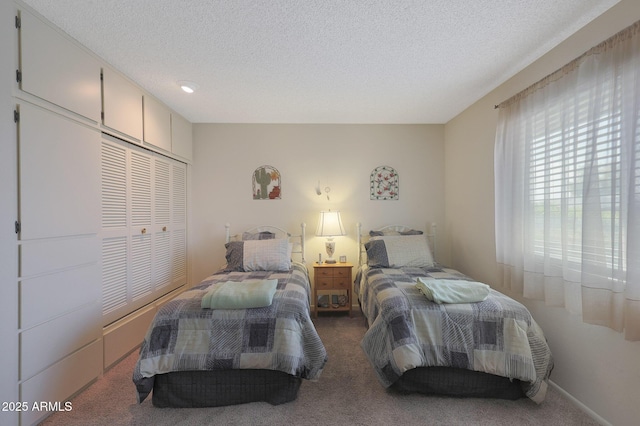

[133,262,327,403]
[356,265,554,403]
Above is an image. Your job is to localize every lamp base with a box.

[324,240,336,265]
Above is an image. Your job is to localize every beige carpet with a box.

[40,314,598,426]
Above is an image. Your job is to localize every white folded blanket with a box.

[201,279,278,309]
[415,277,490,304]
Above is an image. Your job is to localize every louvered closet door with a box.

[100,135,188,326]
[129,149,153,305]
[153,156,172,291]
[171,162,187,288]
[100,138,129,325]
[153,158,187,292]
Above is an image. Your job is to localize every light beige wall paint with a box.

[191,123,445,285]
[444,1,640,425]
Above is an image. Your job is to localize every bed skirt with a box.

[152,369,302,408]
[391,367,525,400]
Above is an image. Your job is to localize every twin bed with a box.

[133,224,327,407]
[132,222,553,408]
[355,224,554,403]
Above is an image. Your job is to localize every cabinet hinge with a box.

[101,111,104,120]
[14,221,21,234]
[13,109,19,123]
[16,70,22,83]
[100,71,103,81]
[15,16,21,29]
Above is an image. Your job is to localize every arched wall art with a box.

[252,165,281,200]
[370,165,399,200]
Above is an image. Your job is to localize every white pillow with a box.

[243,238,291,271]
[365,234,434,268]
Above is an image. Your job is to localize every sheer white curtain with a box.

[494,21,640,341]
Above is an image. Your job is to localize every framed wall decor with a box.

[252,165,281,199]
[370,165,399,200]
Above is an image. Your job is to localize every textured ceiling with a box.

[20,0,619,124]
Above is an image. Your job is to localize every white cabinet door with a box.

[20,339,102,426]
[19,10,101,122]
[17,101,101,422]
[19,102,100,240]
[171,112,193,161]
[143,95,171,152]
[20,239,100,329]
[20,301,101,380]
[102,68,143,141]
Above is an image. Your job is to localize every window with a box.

[528,100,626,275]
[494,21,640,341]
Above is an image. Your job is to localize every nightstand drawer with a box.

[316,268,335,278]
[333,278,351,289]
[334,268,350,278]
[316,266,351,279]
[316,277,350,290]
[316,278,334,289]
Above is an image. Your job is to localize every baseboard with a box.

[548,380,611,426]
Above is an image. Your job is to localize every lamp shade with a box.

[315,211,346,237]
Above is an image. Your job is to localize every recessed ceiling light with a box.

[178,80,198,93]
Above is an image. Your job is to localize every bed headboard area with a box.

[225,223,306,263]
[356,223,437,267]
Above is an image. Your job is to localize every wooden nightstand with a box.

[313,262,353,318]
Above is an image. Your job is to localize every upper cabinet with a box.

[171,112,193,161]
[102,68,143,141]
[18,102,101,241]
[143,95,172,153]
[18,10,101,122]
[17,8,192,163]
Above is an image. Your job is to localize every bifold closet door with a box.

[100,138,129,325]
[153,156,172,291]
[100,136,187,326]
[171,161,187,288]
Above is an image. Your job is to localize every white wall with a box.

[444,1,640,425]
[0,3,19,426]
[191,124,445,286]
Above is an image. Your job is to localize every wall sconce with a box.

[315,210,346,263]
